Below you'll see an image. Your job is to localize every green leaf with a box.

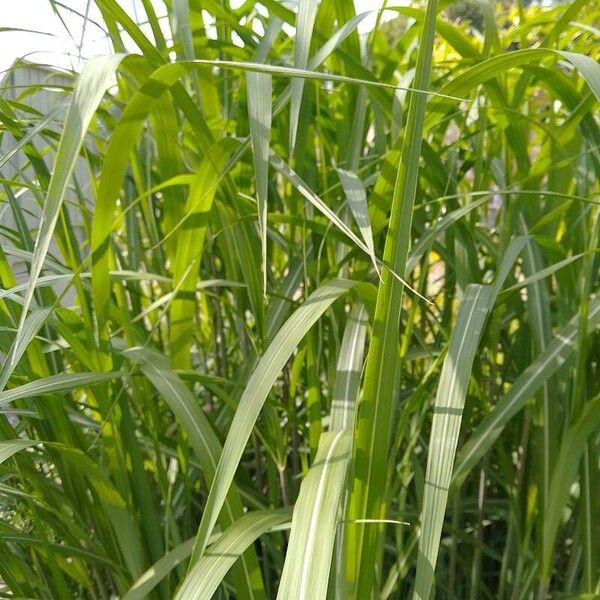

[425,49,600,132]
[330,303,368,431]
[123,539,195,600]
[51,443,147,579]
[519,214,553,519]
[500,252,587,298]
[123,346,266,598]
[0,308,52,391]
[270,153,423,299]
[560,51,600,100]
[246,71,272,293]
[290,0,319,155]
[0,371,124,408]
[452,299,600,488]
[12,55,124,363]
[542,395,600,580]
[176,510,291,599]
[414,284,495,600]
[277,430,352,599]
[0,440,37,464]
[337,169,378,275]
[168,139,238,367]
[189,279,356,566]
[406,197,488,274]
[346,0,440,594]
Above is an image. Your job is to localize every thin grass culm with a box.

[0,0,599,598]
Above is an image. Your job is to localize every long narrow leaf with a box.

[452,299,600,488]
[246,71,272,293]
[277,430,352,599]
[176,510,291,599]
[189,279,356,566]
[12,56,123,364]
[414,284,494,600]
[289,0,319,154]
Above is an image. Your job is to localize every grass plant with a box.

[0,0,599,598]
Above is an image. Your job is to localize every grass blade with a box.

[123,346,265,598]
[0,440,37,464]
[189,279,356,566]
[337,169,379,275]
[452,299,600,488]
[330,303,368,431]
[346,0,439,594]
[289,0,319,155]
[0,371,123,407]
[11,56,123,362]
[176,510,291,599]
[414,284,494,600]
[0,308,52,391]
[246,71,272,293]
[542,394,600,582]
[123,538,194,600]
[277,430,352,600]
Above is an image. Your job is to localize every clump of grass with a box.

[0,1,599,598]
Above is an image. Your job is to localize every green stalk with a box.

[345,0,439,596]
[572,205,599,593]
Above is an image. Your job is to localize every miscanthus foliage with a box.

[0,1,599,598]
